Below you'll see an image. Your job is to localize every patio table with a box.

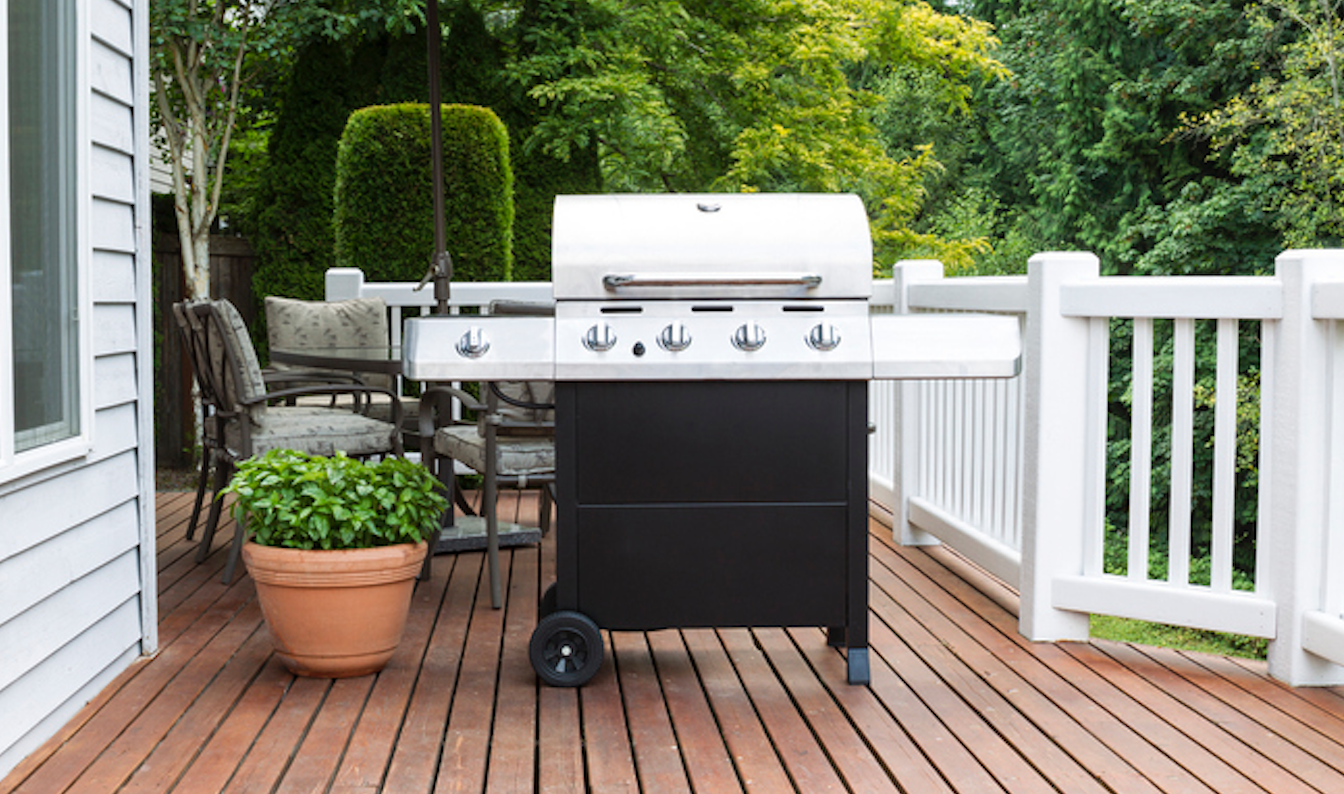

[273,343,543,555]
[270,344,403,377]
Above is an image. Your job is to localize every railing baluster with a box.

[1169,317,1196,585]
[1257,319,1275,598]
[1211,318,1238,592]
[1129,317,1154,581]
[1082,316,1110,578]
[1326,319,1344,617]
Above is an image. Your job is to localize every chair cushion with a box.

[211,299,270,411]
[265,296,392,389]
[228,407,398,458]
[435,425,555,477]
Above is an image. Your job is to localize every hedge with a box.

[250,38,353,303]
[333,103,513,284]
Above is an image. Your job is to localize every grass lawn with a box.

[1091,614,1269,660]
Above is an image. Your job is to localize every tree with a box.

[1196,0,1344,247]
[947,0,1278,276]
[150,0,418,299]
[511,0,1005,267]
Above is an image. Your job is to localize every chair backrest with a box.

[494,381,555,427]
[185,299,269,418]
[486,300,555,426]
[171,301,206,395]
[173,301,226,440]
[264,296,392,389]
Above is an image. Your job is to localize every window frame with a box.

[0,0,93,484]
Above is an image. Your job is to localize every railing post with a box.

[1267,250,1344,685]
[890,260,945,546]
[1019,252,1098,641]
[325,267,366,301]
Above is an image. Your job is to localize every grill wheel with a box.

[530,610,603,687]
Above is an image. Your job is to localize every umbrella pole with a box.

[427,0,451,314]
[426,0,459,563]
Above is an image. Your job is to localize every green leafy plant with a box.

[222,450,448,550]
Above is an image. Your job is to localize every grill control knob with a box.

[657,322,692,352]
[807,323,842,351]
[583,322,618,352]
[456,327,490,358]
[732,322,767,352]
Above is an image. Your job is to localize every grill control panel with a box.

[554,300,874,381]
[402,306,1022,383]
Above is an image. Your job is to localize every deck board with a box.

[5,491,1344,793]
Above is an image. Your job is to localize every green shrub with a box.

[333,103,513,284]
[251,39,356,304]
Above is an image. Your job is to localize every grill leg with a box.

[847,648,870,685]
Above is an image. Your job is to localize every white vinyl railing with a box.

[326,251,1344,686]
[868,262,1029,588]
[879,251,1344,686]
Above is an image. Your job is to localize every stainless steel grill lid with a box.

[551,193,873,301]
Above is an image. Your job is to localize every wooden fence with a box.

[152,234,257,469]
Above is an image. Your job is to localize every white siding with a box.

[0,0,154,780]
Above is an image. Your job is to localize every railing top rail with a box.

[1312,279,1344,319]
[357,281,553,308]
[1061,276,1282,320]
[325,268,553,307]
[908,276,1029,314]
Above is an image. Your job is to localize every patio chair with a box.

[418,300,555,609]
[171,301,367,544]
[179,298,406,583]
[264,295,421,443]
[170,302,226,543]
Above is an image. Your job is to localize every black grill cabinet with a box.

[538,379,870,685]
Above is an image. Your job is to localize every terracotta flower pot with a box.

[242,541,429,678]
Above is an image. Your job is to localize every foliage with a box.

[249,38,356,304]
[244,5,595,288]
[1193,0,1344,247]
[1113,179,1280,277]
[952,0,1267,276]
[222,450,448,550]
[943,0,1292,585]
[150,0,422,299]
[333,103,514,284]
[512,0,1006,267]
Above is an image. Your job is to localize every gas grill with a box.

[403,193,1020,686]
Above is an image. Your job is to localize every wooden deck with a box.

[6,492,1344,793]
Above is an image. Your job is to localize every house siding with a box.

[0,0,154,780]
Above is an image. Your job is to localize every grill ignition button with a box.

[632,342,646,356]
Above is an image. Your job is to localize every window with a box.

[0,0,89,479]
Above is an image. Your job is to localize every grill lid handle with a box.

[602,273,823,291]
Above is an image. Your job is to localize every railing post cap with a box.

[1275,248,1344,271]
[1027,251,1100,268]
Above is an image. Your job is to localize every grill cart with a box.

[404,193,1021,686]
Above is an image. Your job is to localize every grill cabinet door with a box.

[555,380,867,633]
